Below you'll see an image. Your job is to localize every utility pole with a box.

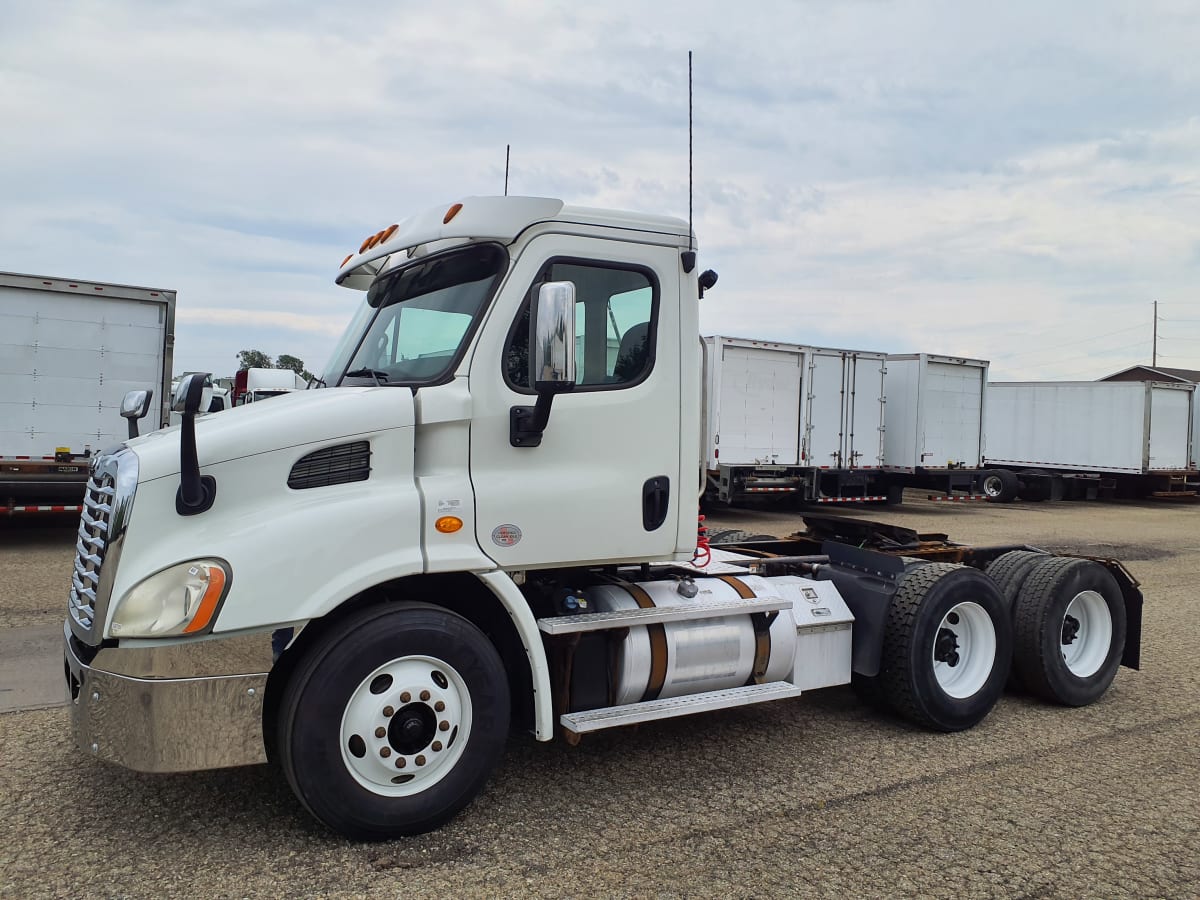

[1153,300,1158,367]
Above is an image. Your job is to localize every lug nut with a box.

[380,747,391,758]
[375,727,386,738]
[434,700,445,712]
[415,755,426,766]
[395,758,406,769]
[383,706,395,717]
[400,692,411,703]
[420,690,430,701]
[438,720,449,732]
[432,741,443,752]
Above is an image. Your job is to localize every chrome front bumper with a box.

[63,621,272,773]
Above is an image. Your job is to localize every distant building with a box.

[1099,365,1200,384]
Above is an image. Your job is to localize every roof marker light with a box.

[379,224,398,244]
[340,254,353,268]
[443,203,463,224]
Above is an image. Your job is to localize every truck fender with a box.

[476,570,555,741]
[811,542,909,677]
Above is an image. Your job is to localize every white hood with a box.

[129,387,416,483]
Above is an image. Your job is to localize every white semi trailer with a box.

[63,197,1142,840]
[703,335,889,504]
[881,353,1021,502]
[985,380,1198,500]
[0,272,174,514]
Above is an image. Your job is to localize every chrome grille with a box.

[68,473,115,631]
[67,448,138,644]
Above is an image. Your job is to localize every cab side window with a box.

[506,259,657,390]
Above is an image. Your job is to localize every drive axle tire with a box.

[984,550,1049,691]
[877,562,1012,732]
[1012,557,1126,707]
[981,469,1020,503]
[278,603,510,840]
[985,550,1049,611]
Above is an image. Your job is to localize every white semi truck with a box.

[63,197,1142,840]
[0,272,174,514]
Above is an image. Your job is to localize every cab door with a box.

[468,234,682,569]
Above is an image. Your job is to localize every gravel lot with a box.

[2,496,1198,898]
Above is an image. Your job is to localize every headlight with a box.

[110,559,231,638]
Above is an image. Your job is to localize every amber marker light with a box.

[182,565,228,634]
[379,224,398,243]
[340,254,353,267]
[443,203,463,224]
[359,235,375,253]
[435,516,464,534]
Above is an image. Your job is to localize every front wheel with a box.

[278,603,510,840]
[877,562,1012,732]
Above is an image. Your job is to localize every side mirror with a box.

[120,389,154,439]
[530,281,577,391]
[512,282,577,448]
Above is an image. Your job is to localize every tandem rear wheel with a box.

[855,563,1012,732]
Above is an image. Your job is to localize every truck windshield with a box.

[323,244,507,387]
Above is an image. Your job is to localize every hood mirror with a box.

[173,373,217,516]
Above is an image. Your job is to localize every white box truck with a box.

[703,335,888,504]
[985,380,1197,500]
[61,197,1141,840]
[0,272,174,513]
[881,354,1015,501]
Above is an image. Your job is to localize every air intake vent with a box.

[288,441,371,489]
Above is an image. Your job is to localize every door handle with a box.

[642,476,670,531]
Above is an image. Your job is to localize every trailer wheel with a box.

[981,469,1019,503]
[1012,557,1126,707]
[878,563,1012,732]
[277,603,510,840]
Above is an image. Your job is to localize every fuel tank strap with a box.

[714,575,772,684]
[715,575,756,599]
[608,578,669,703]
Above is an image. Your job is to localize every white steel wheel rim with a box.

[1061,590,1112,678]
[932,601,997,698]
[339,655,472,797]
[981,475,1002,498]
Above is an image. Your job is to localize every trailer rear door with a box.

[922,358,986,468]
[1147,383,1191,470]
[715,344,802,466]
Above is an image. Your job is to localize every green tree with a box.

[276,354,314,382]
[237,349,273,370]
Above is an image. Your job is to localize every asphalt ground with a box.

[1,497,1198,898]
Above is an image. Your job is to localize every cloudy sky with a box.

[3,1,1198,381]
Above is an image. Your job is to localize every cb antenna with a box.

[682,50,697,273]
[505,144,511,196]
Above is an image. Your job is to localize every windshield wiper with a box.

[345,368,390,385]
